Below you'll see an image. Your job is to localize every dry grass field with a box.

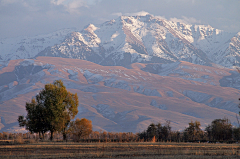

[0,141,240,159]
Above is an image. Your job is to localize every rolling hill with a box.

[0,57,239,132]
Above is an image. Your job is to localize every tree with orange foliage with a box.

[71,118,92,141]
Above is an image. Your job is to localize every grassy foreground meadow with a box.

[0,141,240,159]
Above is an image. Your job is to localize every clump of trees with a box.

[139,118,240,143]
[18,80,80,140]
[138,120,172,142]
[205,118,232,141]
[184,120,203,141]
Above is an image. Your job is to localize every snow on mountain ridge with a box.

[1,15,239,68]
[0,28,75,61]
[162,19,238,67]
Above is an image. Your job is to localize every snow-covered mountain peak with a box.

[84,24,99,33]
[1,14,239,68]
[0,28,75,61]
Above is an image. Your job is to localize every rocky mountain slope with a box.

[0,57,240,132]
[1,15,239,68]
[0,14,240,133]
[0,28,74,61]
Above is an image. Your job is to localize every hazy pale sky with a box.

[0,0,239,38]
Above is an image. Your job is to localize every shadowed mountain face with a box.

[0,57,239,133]
[0,14,239,133]
[1,15,239,68]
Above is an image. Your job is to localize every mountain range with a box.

[1,14,240,68]
[0,14,240,133]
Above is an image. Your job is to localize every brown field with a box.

[0,141,240,159]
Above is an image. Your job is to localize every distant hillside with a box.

[0,57,239,132]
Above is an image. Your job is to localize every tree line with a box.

[139,118,240,143]
[0,131,139,143]
[14,80,240,143]
[2,117,240,143]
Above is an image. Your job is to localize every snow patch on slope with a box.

[150,99,167,110]
[68,69,78,81]
[134,86,161,97]
[92,104,115,119]
[104,78,131,91]
[84,70,104,84]
[183,90,212,103]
